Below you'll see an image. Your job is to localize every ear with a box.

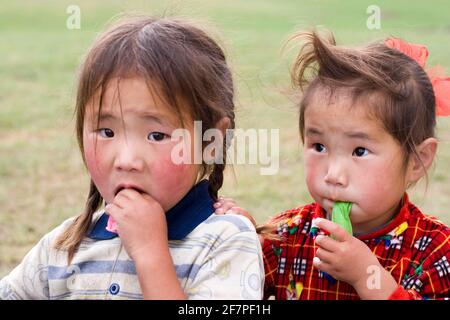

[215,117,231,134]
[202,117,232,164]
[406,137,438,183]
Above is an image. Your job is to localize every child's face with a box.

[303,94,409,234]
[83,77,200,212]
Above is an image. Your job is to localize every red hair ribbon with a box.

[385,38,450,116]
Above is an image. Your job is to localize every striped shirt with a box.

[0,181,264,300]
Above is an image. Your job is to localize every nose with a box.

[114,140,145,172]
[324,159,348,188]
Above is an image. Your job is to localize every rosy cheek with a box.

[355,162,397,213]
[84,142,107,185]
[304,155,319,191]
[364,162,392,191]
[156,160,192,180]
[149,158,198,209]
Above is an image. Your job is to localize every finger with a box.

[312,256,323,269]
[315,247,334,264]
[217,196,235,205]
[113,189,141,209]
[116,188,141,200]
[215,207,225,215]
[112,193,129,209]
[115,189,156,209]
[315,234,340,252]
[139,192,158,204]
[220,201,237,213]
[214,198,236,213]
[315,218,351,242]
[105,203,122,219]
[312,256,334,275]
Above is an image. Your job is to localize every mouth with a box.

[324,198,352,209]
[114,184,145,196]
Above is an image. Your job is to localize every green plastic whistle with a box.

[331,201,353,236]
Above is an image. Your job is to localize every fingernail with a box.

[315,235,324,243]
[315,218,323,226]
[215,208,224,214]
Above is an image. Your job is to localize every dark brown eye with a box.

[353,147,369,157]
[99,128,114,138]
[148,132,167,141]
[313,143,327,153]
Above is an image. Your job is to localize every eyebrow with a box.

[305,127,374,141]
[344,131,372,141]
[305,128,323,136]
[98,111,168,126]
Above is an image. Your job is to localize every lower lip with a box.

[116,187,144,195]
[326,199,355,211]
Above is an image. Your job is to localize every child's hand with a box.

[214,196,256,227]
[313,218,398,299]
[105,189,167,262]
[106,189,186,299]
[312,218,381,289]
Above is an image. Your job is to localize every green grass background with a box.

[1,0,449,277]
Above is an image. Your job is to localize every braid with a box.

[208,115,234,199]
[208,163,225,200]
[54,180,103,264]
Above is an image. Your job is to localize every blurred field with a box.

[1,0,450,277]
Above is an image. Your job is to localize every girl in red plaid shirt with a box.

[215,30,450,299]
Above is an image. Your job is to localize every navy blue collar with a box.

[88,180,215,241]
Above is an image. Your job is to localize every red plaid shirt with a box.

[263,194,450,300]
